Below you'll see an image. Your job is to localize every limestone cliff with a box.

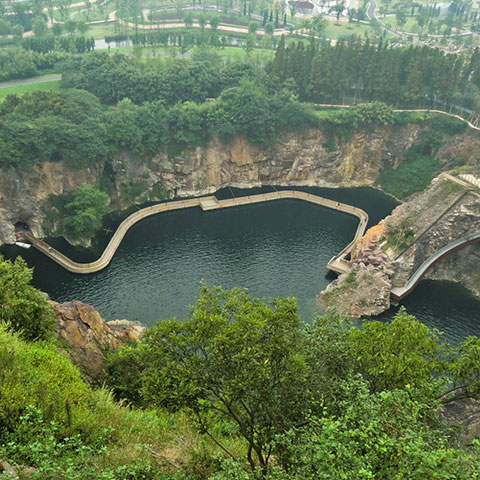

[321,173,480,317]
[51,300,145,382]
[0,123,445,245]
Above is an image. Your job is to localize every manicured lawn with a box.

[0,80,60,100]
[322,19,387,40]
[87,23,122,39]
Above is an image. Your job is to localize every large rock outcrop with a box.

[51,300,145,382]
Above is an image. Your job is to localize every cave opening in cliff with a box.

[14,220,32,234]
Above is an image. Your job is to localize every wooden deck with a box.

[24,190,368,275]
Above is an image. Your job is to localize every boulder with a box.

[441,396,480,446]
[51,300,145,383]
[0,460,18,479]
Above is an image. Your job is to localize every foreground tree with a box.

[55,185,109,240]
[0,256,56,341]
[142,286,311,476]
[349,308,447,393]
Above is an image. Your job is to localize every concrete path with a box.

[391,231,480,300]
[24,190,368,275]
[0,75,61,89]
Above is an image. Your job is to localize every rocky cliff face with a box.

[0,124,427,245]
[51,300,145,382]
[0,161,103,244]
[321,174,480,317]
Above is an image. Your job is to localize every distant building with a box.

[289,1,315,15]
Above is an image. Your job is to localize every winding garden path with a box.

[24,190,368,275]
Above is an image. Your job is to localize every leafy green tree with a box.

[395,11,407,29]
[31,15,48,36]
[0,256,56,341]
[349,308,446,392]
[76,20,89,36]
[448,336,480,397]
[248,21,258,34]
[0,18,13,35]
[64,19,77,36]
[59,185,109,240]
[279,385,478,480]
[243,33,256,55]
[52,22,63,36]
[311,14,326,36]
[141,286,311,475]
[210,16,219,30]
[184,13,194,29]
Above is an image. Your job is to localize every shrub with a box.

[0,255,56,341]
[0,326,89,434]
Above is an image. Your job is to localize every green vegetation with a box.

[105,286,480,479]
[272,38,480,117]
[1,262,480,478]
[377,125,456,199]
[0,88,107,170]
[48,185,109,241]
[378,152,439,199]
[0,255,56,341]
[384,221,416,252]
[0,78,59,99]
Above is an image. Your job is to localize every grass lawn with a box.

[323,20,386,39]
[0,80,60,100]
[87,23,122,39]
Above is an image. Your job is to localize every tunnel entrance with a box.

[14,221,31,233]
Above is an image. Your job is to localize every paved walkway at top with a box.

[0,75,61,89]
[316,104,480,132]
[24,190,368,275]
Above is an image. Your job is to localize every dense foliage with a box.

[60,52,268,105]
[0,63,317,171]
[48,185,109,240]
[106,286,480,480]
[0,255,55,341]
[0,263,479,479]
[272,36,480,115]
[0,89,107,169]
[0,47,70,81]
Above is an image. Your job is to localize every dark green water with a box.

[2,186,480,344]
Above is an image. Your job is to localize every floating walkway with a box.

[391,230,480,301]
[24,190,368,275]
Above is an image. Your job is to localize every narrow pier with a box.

[24,190,368,275]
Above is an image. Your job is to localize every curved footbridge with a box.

[391,231,480,301]
[24,190,368,275]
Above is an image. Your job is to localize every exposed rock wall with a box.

[0,124,429,245]
[321,175,480,316]
[52,300,145,382]
[0,161,103,244]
